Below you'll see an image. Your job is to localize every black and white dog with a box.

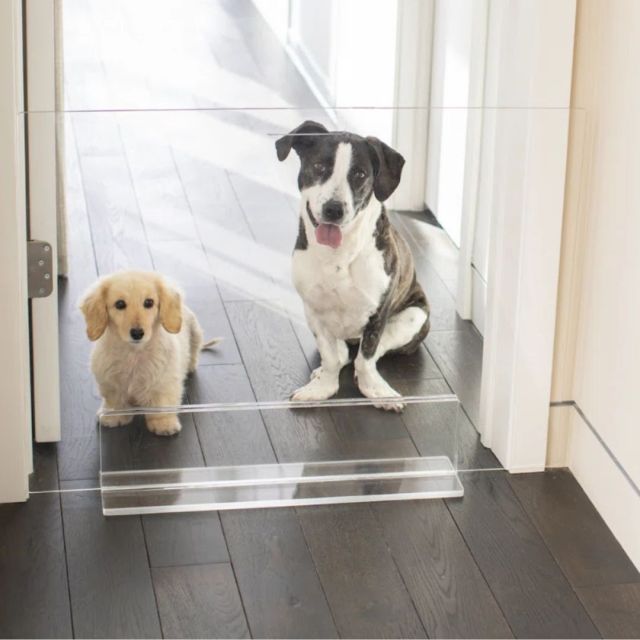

[276,121,430,411]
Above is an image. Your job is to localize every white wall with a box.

[424,0,476,247]
[287,0,399,143]
[551,0,640,569]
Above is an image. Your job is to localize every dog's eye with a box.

[352,168,366,181]
[313,162,327,174]
[143,298,154,309]
[114,299,126,310]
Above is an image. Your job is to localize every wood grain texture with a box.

[447,472,600,639]
[221,508,338,639]
[0,496,72,638]
[297,504,426,639]
[61,484,161,638]
[57,119,102,482]
[143,511,229,568]
[426,326,483,427]
[153,563,250,639]
[577,583,640,639]
[100,412,204,473]
[509,469,640,587]
[225,301,347,463]
[187,364,277,466]
[373,500,512,639]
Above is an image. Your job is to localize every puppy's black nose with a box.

[130,327,144,341]
[323,200,344,222]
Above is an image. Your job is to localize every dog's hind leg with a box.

[355,305,429,411]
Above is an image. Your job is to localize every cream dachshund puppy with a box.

[79,271,218,436]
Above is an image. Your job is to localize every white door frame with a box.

[25,0,61,442]
[398,0,577,472]
[0,0,32,503]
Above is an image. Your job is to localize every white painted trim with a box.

[478,0,577,471]
[25,0,61,442]
[390,0,434,211]
[568,405,640,570]
[0,0,32,503]
[455,0,489,319]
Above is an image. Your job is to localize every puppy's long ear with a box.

[275,120,328,161]
[79,280,109,341]
[157,278,183,334]
[366,137,405,202]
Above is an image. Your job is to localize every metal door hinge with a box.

[27,240,53,298]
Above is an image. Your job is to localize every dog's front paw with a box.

[99,413,132,428]
[291,375,339,403]
[146,414,182,436]
[356,372,405,412]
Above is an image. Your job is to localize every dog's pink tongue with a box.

[315,223,342,249]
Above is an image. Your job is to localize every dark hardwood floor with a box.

[3,1,639,638]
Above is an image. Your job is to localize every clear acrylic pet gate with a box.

[22,102,583,513]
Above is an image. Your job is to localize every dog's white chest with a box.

[293,244,390,340]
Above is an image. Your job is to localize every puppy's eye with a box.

[114,299,126,310]
[313,161,327,174]
[143,298,154,309]
[352,168,366,181]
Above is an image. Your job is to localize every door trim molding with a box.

[25,0,61,442]
[478,0,577,471]
[0,0,31,502]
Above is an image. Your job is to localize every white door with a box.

[25,0,61,442]
[0,0,32,502]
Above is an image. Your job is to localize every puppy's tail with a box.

[201,337,224,350]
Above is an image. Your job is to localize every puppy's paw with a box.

[291,375,339,403]
[356,373,405,412]
[310,366,323,380]
[99,413,132,428]
[146,414,182,436]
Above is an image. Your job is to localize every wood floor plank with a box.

[509,469,640,587]
[153,563,250,639]
[221,508,338,639]
[143,511,229,568]
[224,301,348,463]
[373,500,513,639]
[80,152,154,274]
[0,496,73,638]
[187,363,277,466]
[400,378,501,470]
[100,412,204,473]
[119,116,200,244]
[577,583,640,639]
[58,118,102,482]
[174,150,280,303]
[426,326,483,427]
[447,472,600,639]
[30,443,60,491]
[61,484,162,638]
[297,504,427,639]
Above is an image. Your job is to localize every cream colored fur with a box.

[79,271,207,436]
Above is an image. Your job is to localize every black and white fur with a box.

[277,121,430,410]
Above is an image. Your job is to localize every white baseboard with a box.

[567,405,640,570]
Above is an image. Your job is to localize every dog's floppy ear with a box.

[157,277,183,334]
[79,279,109,341]
[366,137,405,202]
[275,120,328,161]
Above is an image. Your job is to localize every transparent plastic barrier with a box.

[99,397,463,515]
[30,105,583,507]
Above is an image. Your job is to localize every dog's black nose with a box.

[130,327,144,341]
[323,200,344,222]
